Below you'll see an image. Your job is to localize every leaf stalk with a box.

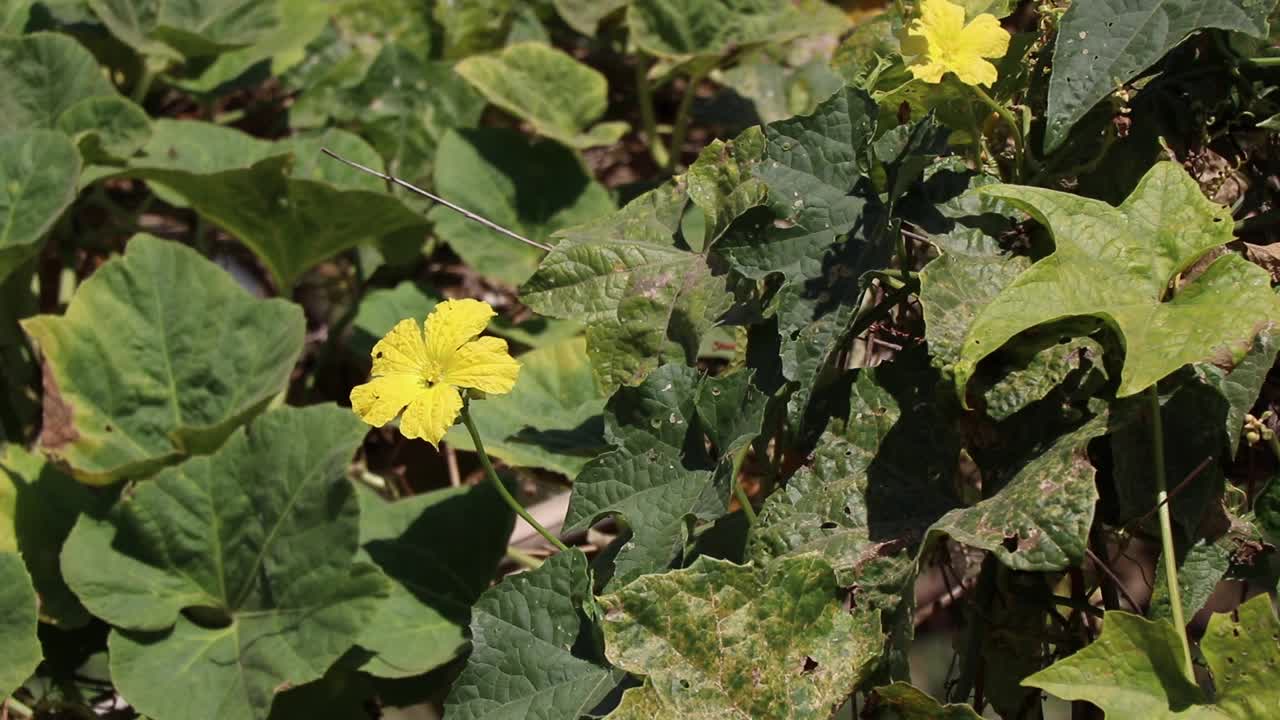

[1148,385,1194,678]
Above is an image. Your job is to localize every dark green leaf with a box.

[444,549,621,720]
[872,683,982,719]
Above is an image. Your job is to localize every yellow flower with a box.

[350,299,520,446]
[901,0,1011,87]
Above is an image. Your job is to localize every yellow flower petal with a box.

[370,318,429,378]
[350,373,424,427]
[399,383,463,447]
[957,13,1011,60]
[903,0,1010,87]
[949,56,1000,87]
[442,336,521,395]
[422,299,497,379]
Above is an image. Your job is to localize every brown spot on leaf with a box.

[39,359,78,450]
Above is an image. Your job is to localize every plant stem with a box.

[505,545,544,570]
[1149,385,1194,678]
[635,59,669,170]
[730,444,757,526]
[461,402,570,553]
[3,697,33,719]
[667,68,706,173]
[950,554,998,704]
[1245,56,1280,67]
[131,65,156,105]
[969,84,1027,181]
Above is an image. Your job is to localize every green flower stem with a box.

[635,59,670,170]
[1149,385,1194,678]
[1246,56,1280,67]
[969,84,1027,180]
[461,402,570,553]
[505,545,544,570]
[731,444,757,526]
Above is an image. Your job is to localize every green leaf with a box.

[693,369,769,457]
[553,0,627,34]
[1,1,31,32]
[22,235,305,484]
[444,549,621,720]
[872,683,982,719]
[445,337,609,477]
[55,96,152,166]
[523,182,730,390]
[87,0,280,60]
[0,32,119,132]
[61,405,388,720]
[355,483,513,678]
[175,0,330,93]
[111,123,428,289]
[0,445,100,627]
[456,42,627,149]
[331,44,484,185]
[1045,0,1278,152]
[1150,539,1230,624]
[717,55,845,125]
[564,365,719,585]
[0,130,80,285]
[749,432,915,604]
[0,552,41,697]
[599,555,882,718]
[924,419,1105,572]
[628,0,848,63]
[683,126,768,245]
[431,128,614,286]
[957,162,1280,400]
[1027,595,1280,718]
[1199,594,1280,718]
[717,86,878,282]
[1196,332,1279,456]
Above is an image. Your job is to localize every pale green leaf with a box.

[0,552,40,697]
[444,549,621,720]
[1027,595,1280,718]
[87,0,280,60]
[523,182,730,390]
[553,0,627,34]
[600,555,882,719]
[355,483,513,678]
[22,235,305,484]
[445,337,609,477]
[456,42,627,149]
[1045,0,1277,152]
[62,405,388,720]
[0,445,100,627]
[0,130,80,285]
[0,32,118,132]
[431,128,614,286]
[957,162,1280,400]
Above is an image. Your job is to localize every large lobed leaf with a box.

[956,162,1280,401]
[61,404,388,720]
[628,0,848,63]
[1045,0,1277,152]
[444,549,621,720]
[599,554,882,719]
[456,42,628,149]
[1025,594,1280,718]
[87,0,281,60]
[23,235,304,484]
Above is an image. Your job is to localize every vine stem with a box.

[667,67,708,172]
[1149,385,1194,678]
[635,59,669,170]
[968,84,1029,180]
[730,444,757,526]
[3,697,33,719]
[461,402,570,553]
